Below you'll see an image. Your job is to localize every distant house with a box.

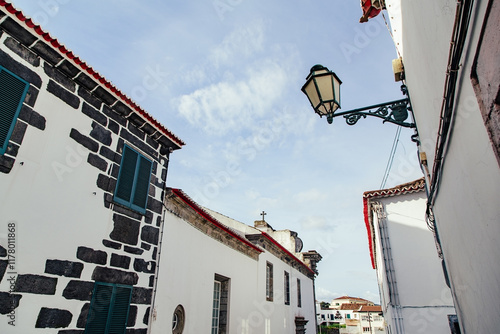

[0,2,184,333]
[153,188,322,333]
[363,178,456,333]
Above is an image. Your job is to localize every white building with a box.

[363,178,456,333]
[0,2,321,333]
[153,188,321,333]
[381,0,500,332]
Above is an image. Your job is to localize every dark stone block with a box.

[36,307,73,328]
[78,87,102,110]
[157,135,176,149]
[161,168,167,182]
[93,86,117,105]
[111,163,120,178]
[58,330,84,334]
[0,49,42,88]
[90,122,112,146]
[147,197,163,215]
[133,258,156,274]
[4,37,40,66]
[100,146,120,163]
[123,246,144,255]
[62,280,94,301]
[91,266,138,285]
[9,120,28,145]
[74,72,97,91]
[127,122,145,141]
[131,287,152,304]
[103,105,127,126]
[149,275,154,288]
[141,226,159,245]
[145,135,159,150]
[76,303,90,328]
[112,204,143,221]
[76,246,107,265]
[110,253,131,269]
[0,155,15,174]
[14,274,57,295]
[104,193,113,209]
[18,105,46,130]
[142,123,157,137]
[102,239,121,250]
[144,210,153,225]
[108,119,120,134]
[143,307,150,325]
[82,103,107,126]
[127,113,146,128]
[31,40,64,65]
[47,80,80,109]
[0,245,6,257]
[126,329,147,334]
[57,59,80,78]
[87,153,108,172]
[5,142,19,157]
[44,62,75,92]
[0,17,37,45]
[152,247,158,261]
[0,260,7,282]
[0,292,22,315]
[45,259,84,278]
[127,305,137,327]
[112,101,133,117]
[97,173,114,192]
[69,128,98,152]
[140,242,151,251]
[156,216,162,227]
[110,214,140,245]
[24,85,40,107]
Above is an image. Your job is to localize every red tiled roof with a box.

[356,305,382,312]
[340,304,363,311]
[0,1,185,148]
[363,178,426,269]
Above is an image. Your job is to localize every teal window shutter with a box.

[114,145,152,213]
[85,283,132,334]
[0,66,29,155]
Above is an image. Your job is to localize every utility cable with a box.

[380,126,401,189]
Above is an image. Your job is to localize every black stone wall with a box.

[0,12,176,332]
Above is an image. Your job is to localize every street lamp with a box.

[302,64,416,128]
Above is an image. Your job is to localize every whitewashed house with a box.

[381,0,500,332]
[0,2,321,334]
[153,188,321,333]
[363,178,456,333]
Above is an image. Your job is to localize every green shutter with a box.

[107,286,132,334]
[85,283,132,334]
[132,155,152,210]
[0,67,29,155]
[115,146,138,203]
[114,145,152,213]
[86,284,113,334]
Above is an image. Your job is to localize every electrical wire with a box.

[379,126,402,189]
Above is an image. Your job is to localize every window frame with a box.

[266,262,273,301]
[114,144,153,214]
[85,282,133,334]
[0,66,29,155]
[284,271,290,305]
[297,278,302,308]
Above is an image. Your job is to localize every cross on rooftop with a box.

[260,211,266,222]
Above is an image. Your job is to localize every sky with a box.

[9,0,423,304]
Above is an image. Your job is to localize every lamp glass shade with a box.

[302,65,342,118]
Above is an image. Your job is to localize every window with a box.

[266,262,273,301]
[363,327,371,332]
[85,282,132,334]
[212,274,230,334]
[0,66,29,155]
[172,305,185,334]
[297,278,301,307]
[284,271,290,305]
[114,144,153,214]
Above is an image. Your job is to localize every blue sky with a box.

[10,0,423,303]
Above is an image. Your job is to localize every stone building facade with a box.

[0,2,184,333]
